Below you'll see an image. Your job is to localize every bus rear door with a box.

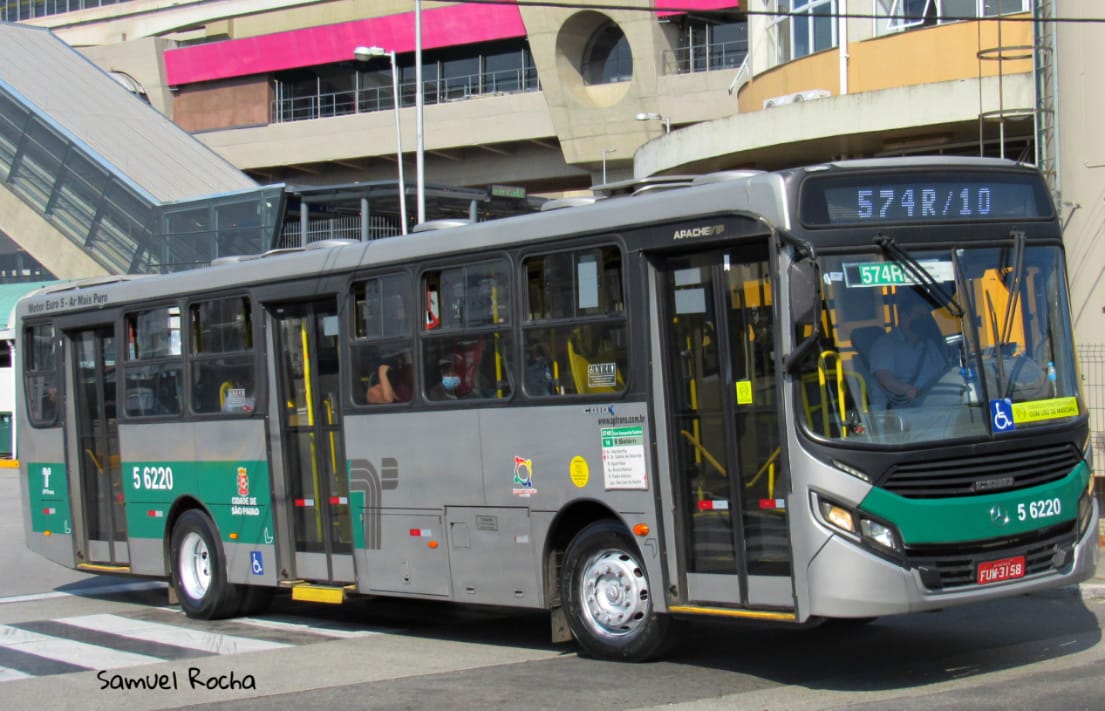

[269,299,355,585]
[69,325,128,569]
[656,244,793,610]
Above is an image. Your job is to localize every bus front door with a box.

[658,245,793,609]
[272,300,355,585]
[71,326,128,569]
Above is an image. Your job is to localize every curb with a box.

[1080,582,1105,600]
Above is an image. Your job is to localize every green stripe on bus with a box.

[860,460,1089,545]
[124,460,270,542]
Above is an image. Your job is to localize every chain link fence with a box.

[1077,344,1105,542]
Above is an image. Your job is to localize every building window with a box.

[1,0,130,23]
[768,0,837,66]
[667,16,748,75]
[582,22,633,85]
[877,1,1031,35]
[272,40,539,124]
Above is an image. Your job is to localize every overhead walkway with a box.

[0,23,272,278]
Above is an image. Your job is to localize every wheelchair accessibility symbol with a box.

[990,398,1015,433]
[250,551,264,576]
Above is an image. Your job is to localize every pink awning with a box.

[165,3,526,86]
[656,0,741,17]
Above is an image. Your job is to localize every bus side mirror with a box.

[789,260,817,327]
[784,258,822,373]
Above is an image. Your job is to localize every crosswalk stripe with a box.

[0,624,162,669]
[12,620,209,661]
[59,614,290,654]
[0,666,31,682]
[0,644,84,678]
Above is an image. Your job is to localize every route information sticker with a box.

[601,426,648,490]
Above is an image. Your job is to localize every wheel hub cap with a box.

[579,548,650,639]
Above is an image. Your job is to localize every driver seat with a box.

[850,326,888,410]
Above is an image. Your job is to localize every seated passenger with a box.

[869,290,949,406]
[525,341,556,396]
[428,357,463,401]
[366,360,412,404]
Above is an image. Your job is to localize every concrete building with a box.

[2,0,1103,480]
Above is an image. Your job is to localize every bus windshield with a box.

[797,244,1081,446]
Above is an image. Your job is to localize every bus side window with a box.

[123,306,184,418]
[421,261,512,401]
[352,273,412,406]
[522,245,626,398]
[24,323,59,427]
[189,296,256,416]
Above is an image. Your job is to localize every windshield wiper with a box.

[999,231,1026,348]
[987,230,1027,398]
[874,234,964,318]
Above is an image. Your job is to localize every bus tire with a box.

[170,509,240,619]
[559,519,670,661]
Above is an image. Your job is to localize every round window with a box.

[582,22,632,85]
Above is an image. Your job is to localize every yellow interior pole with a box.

[301,321,322,542]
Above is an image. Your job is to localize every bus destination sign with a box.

[800,172,1052,226]
[842,259,954,288]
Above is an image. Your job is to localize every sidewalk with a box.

[1079,543,1105,600]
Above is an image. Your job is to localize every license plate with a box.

[977,555,1026,585]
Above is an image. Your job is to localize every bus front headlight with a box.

[818,498,856,533]
[815,494,902,554]
[860,517,901,552]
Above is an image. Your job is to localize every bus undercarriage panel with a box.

[361,510,450,597]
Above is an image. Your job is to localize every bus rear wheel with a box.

[170,509,240,619]
[559,519,670,661]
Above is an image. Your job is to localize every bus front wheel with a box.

[559,519,670,661]
[170,509,240,619]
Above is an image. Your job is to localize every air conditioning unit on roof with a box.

[795,88,831,102]
[763,88,831,109]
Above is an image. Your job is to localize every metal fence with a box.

[276,215,401,249]
[663,40,748,76]
[1077,344,1105,531]
[1079,344,1105,476]
[272,67,540,125]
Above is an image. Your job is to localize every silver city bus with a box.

[17,157,1099,661]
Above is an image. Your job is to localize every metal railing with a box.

[272,67,540,124]
[664,40,749,76]
[275,215,401,249]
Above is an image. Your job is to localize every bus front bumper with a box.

[804,500,1099,620]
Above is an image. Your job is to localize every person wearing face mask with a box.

[429,357,463,401]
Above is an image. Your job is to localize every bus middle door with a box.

[271,299,355,585]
